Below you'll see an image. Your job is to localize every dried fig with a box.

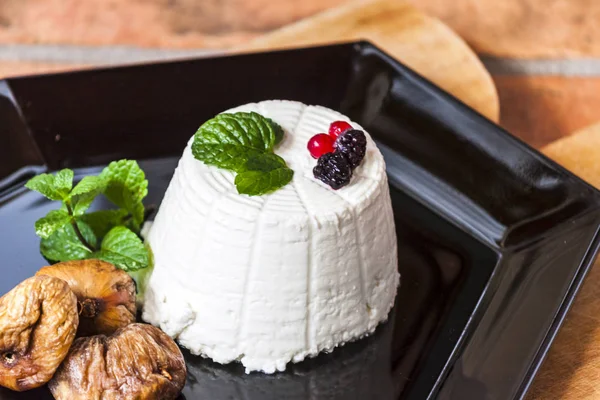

[0,275,78,391]
[49,323,186,400]
[37,259,136,336]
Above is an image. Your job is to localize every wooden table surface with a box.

[1,0,600,398]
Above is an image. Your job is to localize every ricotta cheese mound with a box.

[142,100,399,374]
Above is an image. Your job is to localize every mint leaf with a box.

[100,160,148,229]
[267,118,285,145]
[79,209,129,239]
[40,221,96,262]
[240,153,287,172]
[191,142,264,172]
[196,112,279,152]
[235,166,293,196]
[35,209,71,239]
[129,243,154,300]
[193,112,293,196]
[192,112,282,172]
[25,169,73,201]
[71,175,106,197]
[54,169,74,194]
[94,226,148,271]
[235,153,293,195]
[70,176,106,216]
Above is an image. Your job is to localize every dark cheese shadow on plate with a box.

[0,41,599,400]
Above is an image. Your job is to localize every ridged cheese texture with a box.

[142,100,399,373]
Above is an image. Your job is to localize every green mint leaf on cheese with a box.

[191,142,264,172]
[93,226,149,271]
[100,160,148,229]
[79,209,129,239]
[40,221,96,262]
[197,112,279,152]
[192,112,281,172]
[193,112,293,196]
[70,175,106,216]
[267,118,284,145]
[35,209,71,239]
[235,154,293,196]
[239,153,287,172]
[25,169,74,201]
[235,168,293,196]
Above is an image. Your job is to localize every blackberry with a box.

[334,129,367,168]
[313,152,353,190]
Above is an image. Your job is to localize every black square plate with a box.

[1,42,599,400]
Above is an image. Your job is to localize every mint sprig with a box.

[25,169,73,201]
[100,160,148,229]
[35,209,71,239]
[40,221,97,262]
[26,160,152,279]
[80,209,130,239]
[70,175,106,216]
[93,226,149,271]
[192,112,293,196]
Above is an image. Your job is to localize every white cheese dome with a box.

[142,100,399,373]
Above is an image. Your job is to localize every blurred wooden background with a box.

[1,0,600,398]
[1,0,599,149]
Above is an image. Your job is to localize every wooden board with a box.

[524,123,600,399]
[237,0,499,123]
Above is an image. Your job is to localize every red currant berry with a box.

[307,134,335,159]
[328,120,352,139]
